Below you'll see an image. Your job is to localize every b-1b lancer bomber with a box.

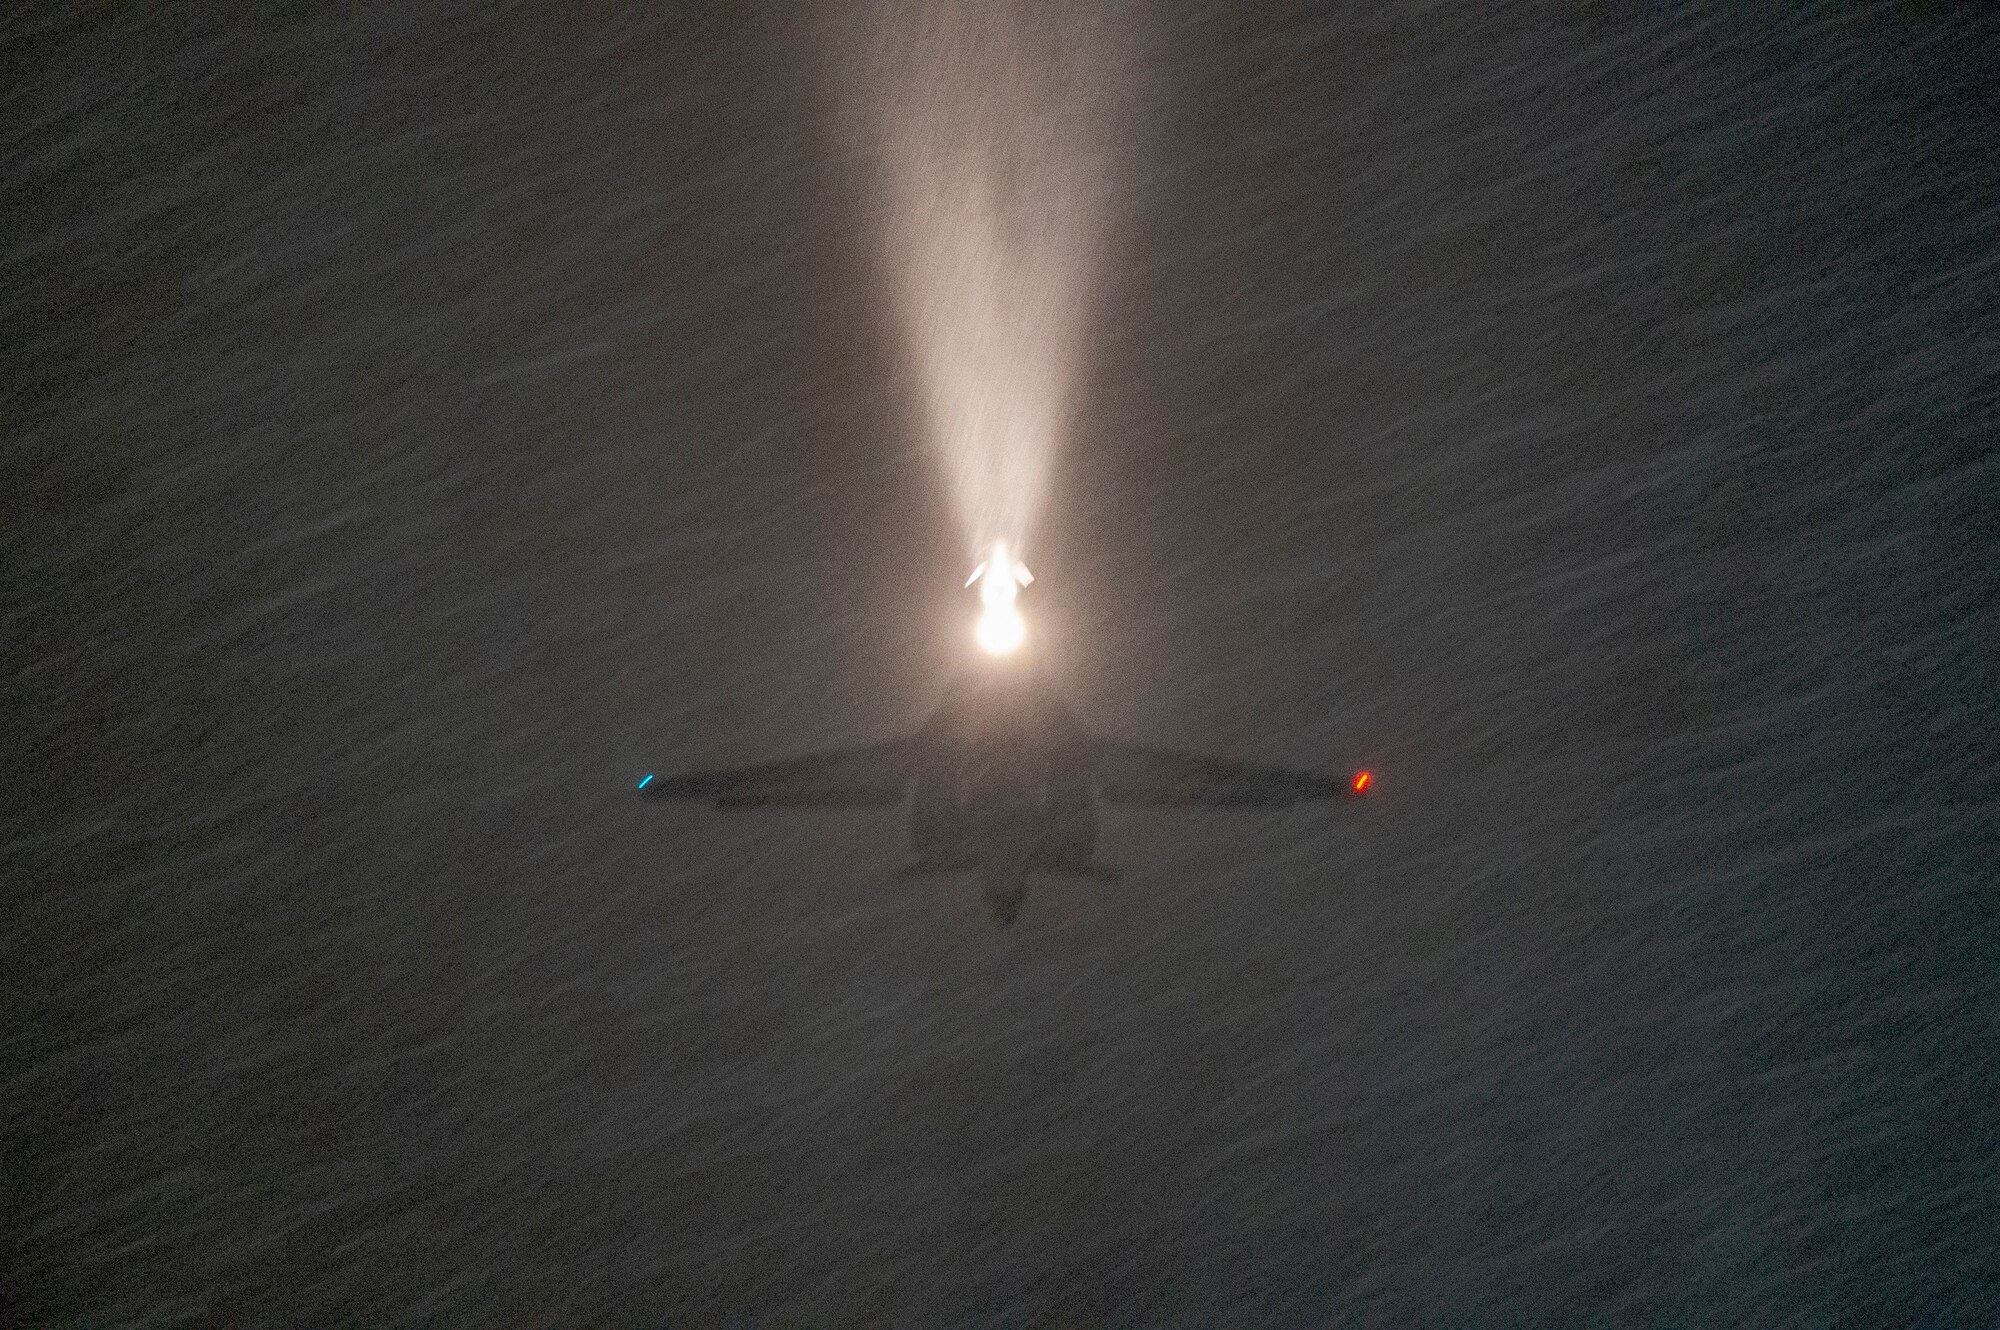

[638,543,1373,924]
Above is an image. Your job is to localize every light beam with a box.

[855,4,1121,565]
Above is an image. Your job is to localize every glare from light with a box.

[976,607,1026,654]
[852,6,1121,557]
[970,539,1032,654]
[1352,770,1373,795]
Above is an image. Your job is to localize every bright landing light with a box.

[969,539,1032,655]
[976,607,1026,654]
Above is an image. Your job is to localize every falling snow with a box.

[7,3,1999,1323]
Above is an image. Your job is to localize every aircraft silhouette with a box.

[638,566,1372,924]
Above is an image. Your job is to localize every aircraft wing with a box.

[639,740,913,807]
[1090,741,1355,807]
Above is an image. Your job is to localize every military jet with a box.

[638,545,1373,924]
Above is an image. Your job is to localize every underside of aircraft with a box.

[639,661,1370,924]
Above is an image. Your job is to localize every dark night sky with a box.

[7,2,1999,1323]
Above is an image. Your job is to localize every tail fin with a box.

[980,865,1027,926]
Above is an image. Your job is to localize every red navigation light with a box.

[1351,769,1373,795]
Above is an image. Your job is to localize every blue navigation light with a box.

[637,773,655,790]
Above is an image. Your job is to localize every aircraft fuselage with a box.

[637,647,1368,926]
[901,667,1106,921]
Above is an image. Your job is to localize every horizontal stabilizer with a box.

[1034,861,1120,884]
[895,856,978,879]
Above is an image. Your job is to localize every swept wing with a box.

[639,740,913,807]
[1090,741,1355,807]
